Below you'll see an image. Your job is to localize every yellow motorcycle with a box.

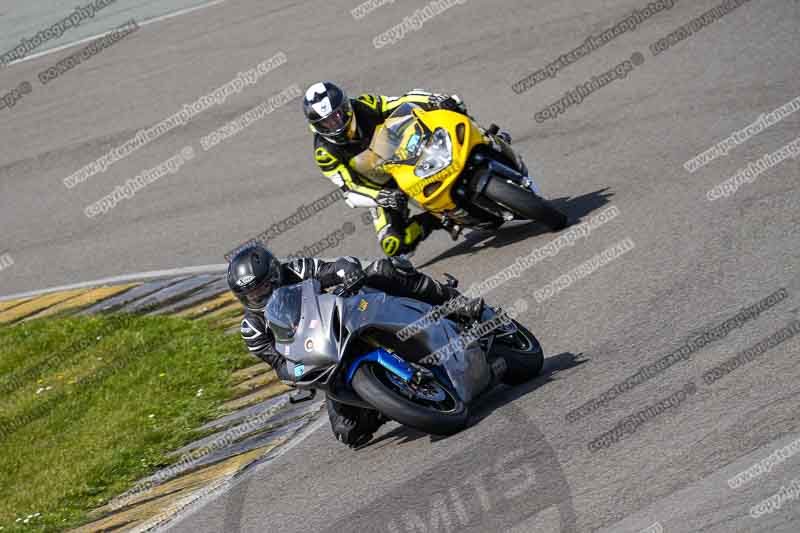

[351,102,567,239]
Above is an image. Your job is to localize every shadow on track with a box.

[359,352,587,451]
[417,188,614,269]
[468,351,587,427]
[312,352,585,533]
[222,352,584,533]
[358,424,431,450]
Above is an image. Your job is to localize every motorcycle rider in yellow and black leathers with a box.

[302,81,512,257]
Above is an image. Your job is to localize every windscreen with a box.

[350,102,426,179]
[265,283,303,342]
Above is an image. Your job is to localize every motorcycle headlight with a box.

[414,128,453,178]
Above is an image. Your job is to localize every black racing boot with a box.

[496,130,512,144]
[453,296,485,323]
[486,123,512,145]
[364,257,484,323]
[440,215,463,241]
[416,272,484,324]
[440,287,485,324]
[326,396,386,449]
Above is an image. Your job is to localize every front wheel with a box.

[491,321,544,385]
[351,363,469,435]
[484,176,568,231]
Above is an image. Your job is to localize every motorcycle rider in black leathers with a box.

[227,244,483,448]
[303,81,513,257]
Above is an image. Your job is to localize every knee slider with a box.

[380,233,403,256]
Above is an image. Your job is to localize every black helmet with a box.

[303,81,357,144]
[227,244,282,312]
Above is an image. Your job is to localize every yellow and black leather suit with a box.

[312,90,463,256]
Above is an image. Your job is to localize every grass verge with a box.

[0,313,254,531]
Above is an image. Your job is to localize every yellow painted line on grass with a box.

[0,298,31,312]
[202,303,242,324]
[176,291,237,319]
[77,443,282,533]
[25,284,140,320]
[231,371,279,399]
[0,289,91,324]
[216,316,244,332]
[222,381,290,411]
[230,362,270,386]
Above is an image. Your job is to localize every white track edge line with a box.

[4,0,229,68]
[0,264,229,302]
[0,257,382,302]
[153,416,328,532]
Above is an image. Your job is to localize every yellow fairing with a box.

[388,109,486,214]
[350,105,489,215]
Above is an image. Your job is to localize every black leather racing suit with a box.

[238,255,465,446]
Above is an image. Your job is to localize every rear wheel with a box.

[351,363,469,435]
[491,321,544,385]
[484,176,568,230]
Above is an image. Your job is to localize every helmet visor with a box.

[242,278,275,309]
[311,100,353,137]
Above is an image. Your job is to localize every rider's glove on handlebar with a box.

[375,189,408,211]
[333,266,368,296]
[434,94,468,115]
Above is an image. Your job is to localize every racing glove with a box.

[332,265,368,297]
[375,189,408,211]
[433,94,468,115]
[256,349,292,381]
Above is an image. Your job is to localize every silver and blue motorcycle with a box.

[266,277,543,435]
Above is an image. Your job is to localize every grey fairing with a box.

[268,280,492,404]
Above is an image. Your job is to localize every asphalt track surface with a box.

[1,0,799,531]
